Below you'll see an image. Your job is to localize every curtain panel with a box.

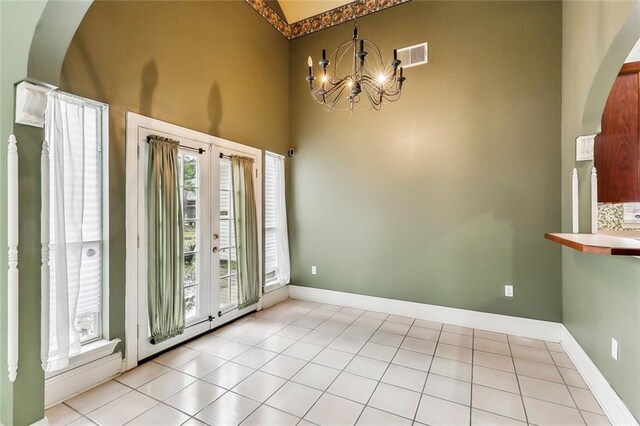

[45,92,85,371]
[147,136,185,344]
[231,156,260,309]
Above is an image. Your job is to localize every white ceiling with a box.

[626,38,640,63]
[277,0,352,23]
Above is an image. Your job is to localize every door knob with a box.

[212,246,219,253]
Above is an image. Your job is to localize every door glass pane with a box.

[185,285,198,320]
[183,188,197,220]
[184,221,197,252]
[220,219,230,248]
[184,253,198,285]
[219,276,230,308]
[229,274,238,307]
[183,154,198,187]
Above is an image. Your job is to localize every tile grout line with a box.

[469,327,475,426]
[548,343,589,425]
[296,307,387,424]
[240,302,357,425]
[352,315,416,425]
[506,334,531,425]
[411,321,444,425]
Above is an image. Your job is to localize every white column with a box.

[591,167,598,234]
[7,135,19,382]
[41,140,50,371]
[571,168,579,233]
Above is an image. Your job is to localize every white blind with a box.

[265,154,278,276]
[623,203,640,223]
[49,95,103,321]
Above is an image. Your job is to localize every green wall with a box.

[561,0,640,419]
[60,0,290,355]
[289,1,563,322]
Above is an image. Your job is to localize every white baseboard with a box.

[288,285,562,341]
[261,285,290,310]
[45,352,124,408]
[561,326,638,426]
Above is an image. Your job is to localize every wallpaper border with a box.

[246,0,411,40]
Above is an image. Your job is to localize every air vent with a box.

[396,42,428,68]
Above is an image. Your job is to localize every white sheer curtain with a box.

[273,154,290,284]
[45,92,97,371]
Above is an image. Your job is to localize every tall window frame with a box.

[47,91,110,352]
[264,151,290,290]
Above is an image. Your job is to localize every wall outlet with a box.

[504,284,514,297]
[311,266,317,275]
[611,338,618,361]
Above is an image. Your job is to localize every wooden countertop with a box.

[545,233,640,256]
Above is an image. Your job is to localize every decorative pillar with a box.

[7,134,19,382]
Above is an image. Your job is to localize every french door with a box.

[133,121,260,361]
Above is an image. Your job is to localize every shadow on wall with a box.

[140,59,158,117]
[208,82,222,136]
[60,35,107,103]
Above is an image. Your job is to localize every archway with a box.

[0,1,92,425]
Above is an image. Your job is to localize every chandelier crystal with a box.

[306,24,406,112]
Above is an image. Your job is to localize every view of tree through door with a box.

[179,151,201,321]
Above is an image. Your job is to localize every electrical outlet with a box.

[311,266,317,275]
[504,284,514,297]
[611,338,618,361]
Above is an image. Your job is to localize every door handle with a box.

[212,246,219,253]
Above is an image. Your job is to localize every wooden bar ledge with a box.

[545,233,640,256]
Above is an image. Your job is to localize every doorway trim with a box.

[124,112,262,370]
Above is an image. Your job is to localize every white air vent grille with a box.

[396,42,428,68]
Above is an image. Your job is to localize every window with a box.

[46,91,108,370]
[264,152,290,287]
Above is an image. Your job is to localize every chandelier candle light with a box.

[306,24,406,112]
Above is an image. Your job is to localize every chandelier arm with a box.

[364,40,385,64]
[329,85,347,109]
[361,83,381,108]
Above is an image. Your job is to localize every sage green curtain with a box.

[231,156,260,309]
[147,136,185,344]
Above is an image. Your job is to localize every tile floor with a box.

[46,299,610,426]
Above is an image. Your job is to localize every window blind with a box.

[264,154,278,278]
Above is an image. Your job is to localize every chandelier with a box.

[306,24,406,112]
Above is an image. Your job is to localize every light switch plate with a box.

[311,266,317,275]
[611,338,618,361]
[576,135,596,161]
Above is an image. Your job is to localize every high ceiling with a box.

[277,0,353,23]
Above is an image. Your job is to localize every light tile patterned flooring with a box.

[46,299,610,426]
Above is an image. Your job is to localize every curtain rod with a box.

[147,135,204,154]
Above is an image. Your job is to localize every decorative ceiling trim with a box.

[246,0,411,40]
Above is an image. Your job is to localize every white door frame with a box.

[125,112,263,370]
